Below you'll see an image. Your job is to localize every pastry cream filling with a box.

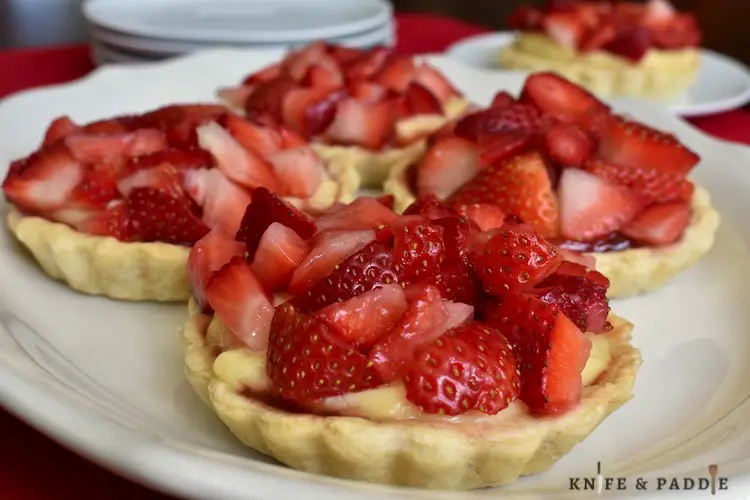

[208,316,612,422]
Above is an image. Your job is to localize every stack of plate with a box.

[82,0,395,66]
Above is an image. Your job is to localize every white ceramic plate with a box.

[83,0,392,43]
[1,49,750,500]
[447,32,750,117]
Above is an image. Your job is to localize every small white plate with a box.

[1,49,750,499]
[447,32,750,116]
[83,0,392,43]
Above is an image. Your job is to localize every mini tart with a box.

[312,97,469,194]
[182,301,641,490]
[499,34,700,99]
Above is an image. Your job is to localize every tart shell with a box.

[498,34,700,99]
[181,300,641,490]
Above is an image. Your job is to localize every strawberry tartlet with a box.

[3,105,347,301]
[385,73,720,298]
[218,42,469,195]
[500,0,701,98]
[181,189,640,489]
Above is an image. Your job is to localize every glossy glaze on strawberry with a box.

[408,72,699,251]
[509,0,701,62]
[190,190,615,418]
[219,41,463,151]
[2,105,331,246]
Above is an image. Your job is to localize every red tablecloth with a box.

[1,12,749,500]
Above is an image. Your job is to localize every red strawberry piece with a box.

[220,113,282,158]
[476,131,535,167]
[327,45,364,65]
[403,195,461,220]
[77,202,132,241]
[82,118,131,135]
[392,217,446,281]
[289,240,400,313]
[277,125,309,149]
[413,64,460,102]
[434,214,479,264]
[375,194,395,209]
[182,168,252,236]
[315,196,398,233]
[323,97,394,150]
[470,219,561,296]
[543,12,587,50]
[404,321,520,415]
[579,23,618,52]
[267,147,325,198]
[454,203,506,232]
[508,6,544,30]
[318,283,408,350]
[267,303,382,404]
[69,169,119,209]
[43,116,81,146]
[581,158,694,204]
[490,91,516,110]
[288,229,375,295]
[205,256,274,350]
[650,13,701,49]
[545,0,576,14]
[404,82,443,116]
[196,122,280,191]
[126,148,213,173]
[554,260,609,287]
[368,284,450,382]
[602,27,651,62]
[2,144,84,212]
[520,72,609,124]
[244,78,298,124]
[217,86,256,110]
[301,63,345,90]
[64,129,168,164]
[281,41,330,81]
[376,56,417,93]
[559,168,643,242]
[347,81,389,104]
[543,122,594,167]
[235,186,317,257]
[344,47,394,81]
[187,227,246,309]
[416,136,479,199]
[535,273,610,333]
[620,201,691,246]
[133,105,227,148]
[556,248,598,270]
[242,62,282,85]
[448,151,560,238]
[305,89,348,137]
[126,187,209,245]
[251,222,311,292]
[281,86,339,137]
[598,116,700,175]
[117,163,183,198]
[430,261,480,306]
[454,104,544,143]
[485,293,591,415]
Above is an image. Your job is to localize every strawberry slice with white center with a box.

[244,78,298,125]
[281,86,339,137]
[242,62,282,85]
[43,116,81,147]
[323,97,394,150]
[217,85,256,110]
[301,62,345,90]
[183,168,252,236]
[126,187,209,245]
[187,228,246,309]
[220,113,282,158]
[404,321,520,415]
[347,81,389,104]
[315,196,398,233]
[558,168,643,242]
[344,47,394,81]
[543,122,594,167]
[64,129,168,164]
[282,41,329,81]
[620,201,691,246]
[68,169,119,209]
[520,72,610,125]
[543,12,587,50]
[197,122,280,191]
[556,248,597,270]
[454,203,506,232]
[251,222,311,292]
[375,56,417,92]
[317,283,408,350]
[2,144,84,212]
[205,256,274,350]
[235,187,317,258]
[266,147,325,198]
[404,82,443,116]
[116,163,183,198]
[76,202,132,241]
[416,136,479,199]
[287,229,375,295]
[413,64,460,102]
[267,303,382,404]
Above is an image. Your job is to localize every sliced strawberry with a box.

[117,163,183,198]
[347,81,389,104]
[220,113,281,158]
[448,151,560,238]
[375,194,395,209]
[267,303,382,404]
[304,89,347,137]
[318,283,408,350]
[43,116,81,146]
[67,169,119,209]
[126,187,209,245]
[244,77,298,125]
[281,41,329,81]
[581,158,694,204]
[404,82,443,116]
[217,86,256,110]
[490,91,516,110]
[251,222,311,292]
[520,72,609,124]
[556,248,598,270]
[454,203,505,232]
[324,97,394,150]
[433,213,479,263]
[416,136,479,199]
[135,104,227,148]
[485,293,591,415]
[430,261,480,306]
[287,229,375,295]
[403,195,461,220]
[187,228,246,309]
[289,240,399,313]
[242,62,282,85]
[404,321,520,415]
[83,118,131,135]
[535,273,610,333]
[470,219,561,296]
[278,125,309,149]
[579,23,617,52]
[558,168,643,241]
[603,27,651,62]
[543,122,593,167]
[454,104,544,143]
[508,5,544,30]
[344,47,394,81]
[301,63,345,90]
[650,13,701,49]
[196,122,280,191]
[553,260,609,288]
[476,132,535,167]
[77,202,132,241]
[598,116,700,175]
[315,196,398,233]
[543,12,587,50]
[376,56,417,93]
[392,217,446,284]
[126,148,213,173]
[266,147,325,198]
[235,187,317,257]
[64,129,168,165]
[413,64,460,102]
[327,45,364,66]
[183,168,252,236]
[205,256,274,350]
[620,201,691,246]
[368,284,451,382]
[281,86,338,136]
